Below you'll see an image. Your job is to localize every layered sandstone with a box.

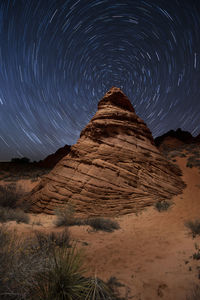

[26,87,185,216]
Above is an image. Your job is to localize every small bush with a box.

[154,200,172,212]
[185,220,200,238]
[33,229,71,252]
[0,183,24,208]
[0,206,29,224]
[86,217,120,232]
[54,203,83,227]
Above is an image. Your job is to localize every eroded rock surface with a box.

[26,87,185,216]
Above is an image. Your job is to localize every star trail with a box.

[0,0,200,161]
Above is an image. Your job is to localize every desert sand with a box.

[1,150,200,300]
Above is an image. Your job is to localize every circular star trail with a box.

[0,0,200,161]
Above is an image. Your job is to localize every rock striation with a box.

[26,87,185,216]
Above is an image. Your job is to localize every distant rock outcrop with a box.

[25,87,185,216]
[155,128,200,151]
[155,128,193,148]
[37,145,71,169]
[194,133,200,144]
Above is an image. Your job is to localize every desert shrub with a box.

[0,183,24,208]
[54,203,83,227]
[185,220,200,238]
[186,156,200,168]
[0,206,29,224]
[192,243,200,260]
[86,217,120,232]
[0,226,19,299]
[154,200,172,212]
[186,163,193,168]
[33,229,71,252]
[186,285,200,300]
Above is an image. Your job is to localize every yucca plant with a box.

[30,246,89,300]
[85,276,113,300]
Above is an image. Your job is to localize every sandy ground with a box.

[1,156,200,299]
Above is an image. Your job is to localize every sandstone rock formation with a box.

[26,87,185,216]
[37,145,71,169]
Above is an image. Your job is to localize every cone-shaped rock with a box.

[27,87,185,216]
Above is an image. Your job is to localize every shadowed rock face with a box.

[26,87,185,216]
[155,128,194,149]
[37,145,71,169]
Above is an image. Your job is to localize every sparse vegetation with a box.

[0,206,30,223]
[0,226,117,300]
[54,204,120,232]
[192,243,200,260]
[154,200,172,212]
[86,217,120,232]
[30,246,89,300]
[54,203,83,227]
[185,220,200,238]
[0,183,24,208]
[85,276,113,299]
[33,229,71,251]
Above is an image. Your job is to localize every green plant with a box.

[30,246,89,300]
[154,200,172,212]
[85,276,113,300]
[86,217,120,232]
[185,220,200,238]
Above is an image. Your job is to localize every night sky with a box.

[0,0,200,161]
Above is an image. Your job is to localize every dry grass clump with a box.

[185,220,200,238]
[0,183,24,208]
[33,229,71,252]
[0,184,29,224]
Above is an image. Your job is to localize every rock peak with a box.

[104,86,125,96]
[23,88,185,216]
[98,87,135,113]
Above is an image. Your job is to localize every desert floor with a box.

[1,152,200,300]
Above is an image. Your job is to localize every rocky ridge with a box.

[26,87,185,216]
